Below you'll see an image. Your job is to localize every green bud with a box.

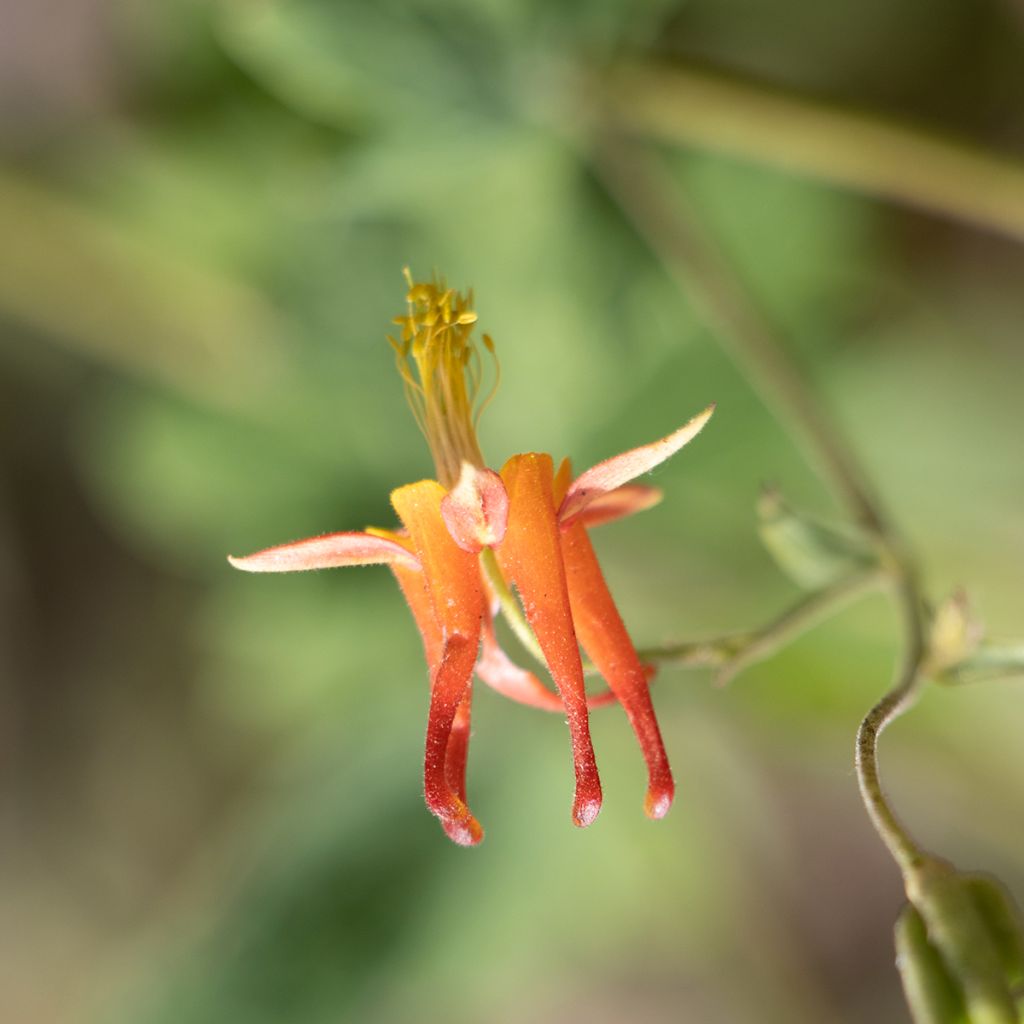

[895,904,969,1024]
[927,590,984,676]
[901,857,1024,1024]
[756,485,875,590]
[966,876,1024,992]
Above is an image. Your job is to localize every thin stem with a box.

[486,539,882,700]
[855,568,929,873]
[594,129,930,871]
[714,570,882,686]
[594,134,886,536]
[641,570,884,685]
[609,62,1024,246]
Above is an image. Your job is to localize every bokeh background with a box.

[3,1,1024,1022]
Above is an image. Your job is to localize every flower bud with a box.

[897,857,1024,1024]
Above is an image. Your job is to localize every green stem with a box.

[729,570,880,686]
[855,568,930,874]
[640,570,883,684]
[593,129,930,873]
[610,62,1024,246]
[485,532,882,689]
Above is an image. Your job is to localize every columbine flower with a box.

[229,271,713,845]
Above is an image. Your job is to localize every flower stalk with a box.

[593,120,1023,1021]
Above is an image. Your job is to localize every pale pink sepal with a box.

[475,614,617,712]
[227,532,421,573]
[558,404,715,528]
[571,484,663,530]
[440,462,509,553]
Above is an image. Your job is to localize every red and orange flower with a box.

[230,272,713,845]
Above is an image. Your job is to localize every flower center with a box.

[389,269,499,487]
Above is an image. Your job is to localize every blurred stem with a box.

[484,534,883,690]
[641,569,883,686]
[610,62,1024,245]
[594,133,929,873]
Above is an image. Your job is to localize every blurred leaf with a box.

[0,169,290,409]
[757,485,875,589]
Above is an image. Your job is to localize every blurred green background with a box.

[3,1,1024,1022]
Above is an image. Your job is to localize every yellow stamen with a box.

[388,269,500,487]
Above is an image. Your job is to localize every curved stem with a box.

[593,133,887,536]
[855,570,929,873]
[594,128,932,870]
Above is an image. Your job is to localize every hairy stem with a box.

[855,567,929,873]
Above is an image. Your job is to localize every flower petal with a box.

[440,462,509,552]
[391,480,487,845]
[494,452,602,828]
[560,520,674,820]
[571,484,663,530]
[423,635,483,846]
[476,610,617,712]
[227,532,421,573]
[445,685,474,804]
[558,404,715,528]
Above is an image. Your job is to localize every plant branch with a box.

[593,128,930,872]
[593,134,887,536]
[641,569,883,686]
[609,62,1024,246]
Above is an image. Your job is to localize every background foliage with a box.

[2,1,1024,1022]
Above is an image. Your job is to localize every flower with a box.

[229,271,714,845]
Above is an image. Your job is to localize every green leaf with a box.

[757,485,874,589]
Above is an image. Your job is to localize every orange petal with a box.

[440,462,509,552]
[389,558,444,673]
[552,456,573,507]
[391,481,485,640]
[445,683,473,804]
[365,527,446,666]
[570,484,663,530]
[558,404,715,528]
[477,610,616,712]
[391,480,486,844]
[384,534,475,819]
[228,531,421,573]
[493,453,602,827]
[560,520,674,820]
[423,636,483,846]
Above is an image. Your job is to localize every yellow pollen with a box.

[387,269,500,487]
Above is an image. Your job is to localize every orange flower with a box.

[229,272,713,845]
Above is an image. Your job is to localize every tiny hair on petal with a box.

[559,404,715,527]
[228,532,422,573]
